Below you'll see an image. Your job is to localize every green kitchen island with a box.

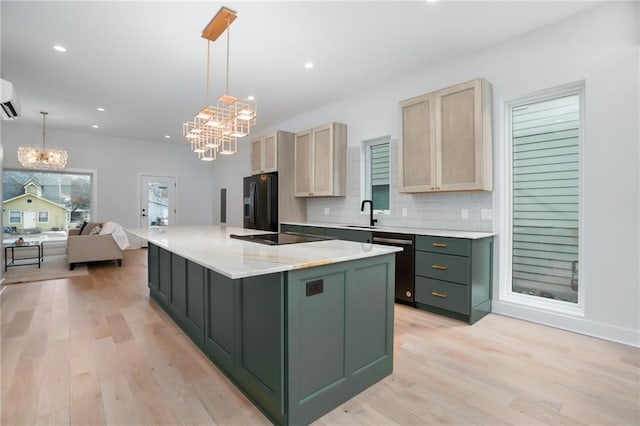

[128,225,400,425]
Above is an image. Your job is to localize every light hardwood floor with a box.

[1,249,638,425]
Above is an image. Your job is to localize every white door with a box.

[139,175,176,229]
[23,211,36,229]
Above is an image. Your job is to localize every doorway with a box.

[139,175,176,229]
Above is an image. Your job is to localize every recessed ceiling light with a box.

[53,45,67,52]
[304,62,313,69]
[91,124,99,129]
[97,107,105,112]
[164,135,171,139]
[426,0,439,3]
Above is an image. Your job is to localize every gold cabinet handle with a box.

[432,242,448,248]
[432,291,448,298]
[432,264,448,270]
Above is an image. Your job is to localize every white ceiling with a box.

[2,1,603,144]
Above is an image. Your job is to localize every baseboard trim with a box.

[492,300,640,348]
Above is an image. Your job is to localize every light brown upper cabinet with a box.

[249,130,307,222]
[250,133,278,175]
[294,122,347,197]
[399,78,493,193]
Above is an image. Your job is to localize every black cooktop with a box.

[230,232,332,246]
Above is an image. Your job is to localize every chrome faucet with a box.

[360,200,377,227]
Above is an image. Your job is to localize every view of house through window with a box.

[363,137,390,211]
[510,89,581,304]
[2,169,92,244]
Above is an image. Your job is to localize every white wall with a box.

[212,2,639,345]
[1,125,217,231]
[211,138,252,228]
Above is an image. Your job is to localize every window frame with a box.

[500,81,585,316]
[361,135,391,214]
[9,211,21,224]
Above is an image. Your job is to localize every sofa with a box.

[66,222,123,270]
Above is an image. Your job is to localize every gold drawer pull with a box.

[432,291,448,298]
[432,242,448,248]
[432,264,448,271]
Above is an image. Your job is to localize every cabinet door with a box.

[158,247,171,304]
[399,94,436,192]
[185,260,205,345]
[294,130,312,196]
[250,138,263,175]
[148,243,159,290]
[204,270,236,373]
[263,134,278,173]
[312,125,333,196]
[171,253,187,316]
[436,79,484,191]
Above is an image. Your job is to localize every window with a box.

[508,85,582,305]
[2,169,93,230]
[362,136,390,211]
[9,211,21,224]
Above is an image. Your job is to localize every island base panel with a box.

[286,254,395,425]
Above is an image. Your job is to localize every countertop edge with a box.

[280,221,497,239]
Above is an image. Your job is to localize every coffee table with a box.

[4,241,43,272]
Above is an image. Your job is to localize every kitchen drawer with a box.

[281,224,304,233]
[324,228,372,243]
[415,251,469,285]
[415,235,470,257]
[415,276,469,315]
[303,226,326,236]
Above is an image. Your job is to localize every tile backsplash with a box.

[306,142,494,232]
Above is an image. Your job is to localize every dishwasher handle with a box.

[373,237,413,246]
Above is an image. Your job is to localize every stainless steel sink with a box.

[344,225,377,229]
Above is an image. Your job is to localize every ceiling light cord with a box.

[41,111,48,148]
[225,14,230,95]
[206,41,211,106]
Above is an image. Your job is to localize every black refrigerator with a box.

[243,172,278,232]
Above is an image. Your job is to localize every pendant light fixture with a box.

[183,6,257,161]
[17,111,68,170]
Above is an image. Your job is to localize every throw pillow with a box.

[79,221,88,234]
[89,225,102,235]
[81,222,102,235]
[99,221,118,235]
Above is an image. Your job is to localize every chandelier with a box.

[17,111,68,170]
[183,6,257,161]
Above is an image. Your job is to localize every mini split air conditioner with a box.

[1,78,21,120]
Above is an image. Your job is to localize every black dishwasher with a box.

[372,232,415,305]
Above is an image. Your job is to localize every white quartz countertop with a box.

[127,225,401,280]
[281,222,497,240]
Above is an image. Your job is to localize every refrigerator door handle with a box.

[249,181,257,227]
[266,176,272,228]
